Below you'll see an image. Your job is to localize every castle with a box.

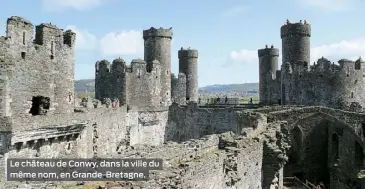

[94,28,199,109]
[0,16,364,189]
[258,20,365,111]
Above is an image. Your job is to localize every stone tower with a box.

[95,60,111,100]
[281,20,311,69]
[178,47,199,102]
[258,45,279,104]
[143,27,173,106]
[111,58,127,106]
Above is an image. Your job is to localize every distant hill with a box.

[74,79,258,93]
[75,79,95,93]
[199,83,258,93]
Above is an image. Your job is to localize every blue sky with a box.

[1,0,365,87]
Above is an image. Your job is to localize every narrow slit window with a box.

[22,32,26,45]
[51,41,55,55]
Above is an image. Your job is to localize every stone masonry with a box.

[259,19,365,112]
[95,28,199,110]
[0,16,364,189]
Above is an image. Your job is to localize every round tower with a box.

[178,47,199,102]
[111,58,126,106]
[95,60,111,100]
[143,27,173,106]
[258,45,279,104]
[281,20,311,69]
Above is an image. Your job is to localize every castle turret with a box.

[95,60,111,100]
[143,27,173,106]
[111,58,127,106]
[178,47,199,102]
[281,20,311,70]
[355,57,365,72]
[258,45,279,104]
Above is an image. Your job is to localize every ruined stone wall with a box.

[166,103,267,142]
[0,37,11,119]
[95,58,162,110]
[262,106,365,188]
[171,73,186,105]
[129,109,168,146]
[126,59,161,110]
[143,27,172,107]
[327,120,364,189]
[3,16,75,120]
[178,48,198,102]
[258,46,280,104]
[280,57,365,110]
[0,132,11,155]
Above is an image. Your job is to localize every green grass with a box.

[240,95,259,102]
[76,92,95,99]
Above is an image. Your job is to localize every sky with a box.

[1,0,365,87]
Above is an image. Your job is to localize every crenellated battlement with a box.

[34,23,63,45]
[111,58,126,73]
[178,47,198,58]
[63,30,76,47]
[7,16,33,27]
[0,16,76,118]
[280,20,311,38]
[129,59,161,74]
[95,60,111,73]
[143,27,173,39]
[130,58,147,72]
[5,16,76,49]
[95,57,162,109]
[258,45,279,57]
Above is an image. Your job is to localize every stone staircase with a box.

[283,177,297,187]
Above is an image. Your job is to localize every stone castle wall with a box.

[0,16,75,123]
[95,58,162,110]
[260,20,365,110]
[165,103,267,142]
[280,57,365,109]
[171,73,186,105]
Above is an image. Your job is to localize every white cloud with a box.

[221,6,249,17]
[100,30,143,56]
[230,38,365,65]
[230,49,257,63]
[66,25,97,51]
[297,0,360,12]
[42,0,109,11]
[311,38,365,62]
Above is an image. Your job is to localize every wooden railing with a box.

[284,177,324,189]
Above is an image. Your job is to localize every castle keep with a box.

[258,20,365,111]
[0,16,364,189]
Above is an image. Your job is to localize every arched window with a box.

[290,126,303,163]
